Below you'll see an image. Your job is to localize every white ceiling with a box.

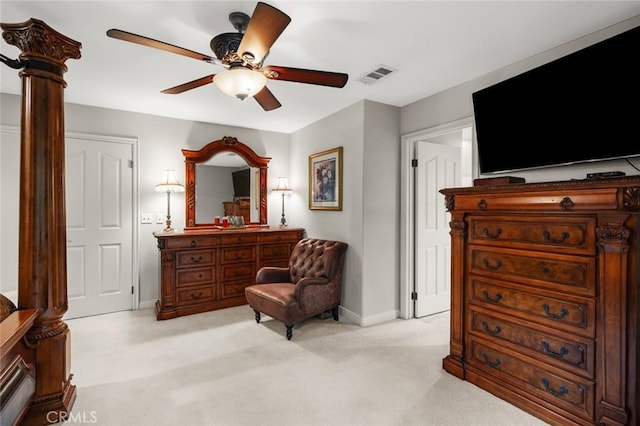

[1,1,639,134]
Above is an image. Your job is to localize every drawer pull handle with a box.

[541,341,569,359]
[482,228,502,239]
[543,231,569,243]
[190,240,197,247]
[541,378,568,397]
[235,254,244,259]
[482,258,502,270]
[542,304,569,320]
[482,290,502,303]
[191,292,203,300]
[481,321,502,335]
[481,353,501,368]
[191,256,203,263]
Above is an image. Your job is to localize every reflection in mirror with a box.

[183,136,270,229]
[195,153,258,224]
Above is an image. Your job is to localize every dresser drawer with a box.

[469,307,594,378]
[219,233,257,245]
[468,337,594,421]
[259,231,300,243]
[176,249,215,268]
[162,236,218,249]
[468,215,595,255]
[260,243,292,261]
[469,245,595,296]
[176,267,215,287]
[175,285,215,305]
[469,278,595,338]
[221,279,253,299]
[220,246,256,263]
[220,262,255,281]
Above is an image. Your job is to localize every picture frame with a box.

[309,146,343,210]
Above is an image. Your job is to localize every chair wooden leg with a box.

[254,310,261,323]
[286,325,293,340]
[332,306,339,321]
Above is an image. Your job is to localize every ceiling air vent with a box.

[358,64,398,85]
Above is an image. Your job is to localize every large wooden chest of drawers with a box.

[440,176,640,426]
[154,227,305,320]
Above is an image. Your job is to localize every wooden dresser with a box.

[440,176,640,426]
[154,227,305,320]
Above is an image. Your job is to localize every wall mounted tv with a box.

[232,168,250,198]
[472,24,640,174]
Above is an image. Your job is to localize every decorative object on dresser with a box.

[182,136,270,228]
[309,147,343,211]
[272,176,292,227]
[440,176,640,426]
[245,238,348,340]
[155,169,185,232]
[154,227,305,320]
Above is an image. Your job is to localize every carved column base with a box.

[22,328,76,425]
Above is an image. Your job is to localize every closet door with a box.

[65,135,135,319]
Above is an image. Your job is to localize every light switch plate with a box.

[140,213,153,224]
[156,214,164,224]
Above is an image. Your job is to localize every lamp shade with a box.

[273,177,291,192]
[214,67,267,100]
[155,169,185,193]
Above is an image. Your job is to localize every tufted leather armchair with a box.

[245,238,348,340]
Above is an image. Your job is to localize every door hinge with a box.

[411,291,418,300]
[131,286,134,295]
[128,159,133,169]
[411,158,418,168]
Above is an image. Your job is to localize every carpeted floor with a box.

[65,306,548,425]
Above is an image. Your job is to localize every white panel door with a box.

[65,136,134,319]
[414,141,460,317]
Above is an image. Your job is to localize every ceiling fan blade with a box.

[162,75,216,94]
[253,86,281,111]
[263,66,348,88]
[106,29,219,64]
[237,2,291,65]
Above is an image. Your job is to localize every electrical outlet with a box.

[140,213,153,224]
[156,214,165,224]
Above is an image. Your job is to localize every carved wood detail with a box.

[1,18,81,424]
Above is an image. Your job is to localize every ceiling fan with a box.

[106,2,348,111]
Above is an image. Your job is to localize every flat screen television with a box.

[472,24,640,174]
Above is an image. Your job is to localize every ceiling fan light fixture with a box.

[214,67,266,100]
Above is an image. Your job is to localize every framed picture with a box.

[309,147,343,210]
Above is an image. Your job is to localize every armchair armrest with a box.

[256,267,291,284]
[294,277,330,309]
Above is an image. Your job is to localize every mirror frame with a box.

[183,136,271,229]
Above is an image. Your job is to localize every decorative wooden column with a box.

[1,18,81,424]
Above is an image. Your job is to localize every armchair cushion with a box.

[245,238,348,340]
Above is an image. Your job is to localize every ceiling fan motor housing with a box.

[210,32,243,61]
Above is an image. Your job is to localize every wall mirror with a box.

[183,136,270,229]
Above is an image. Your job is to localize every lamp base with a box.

[163,219,175,233]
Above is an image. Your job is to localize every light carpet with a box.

[65,306,548,426]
